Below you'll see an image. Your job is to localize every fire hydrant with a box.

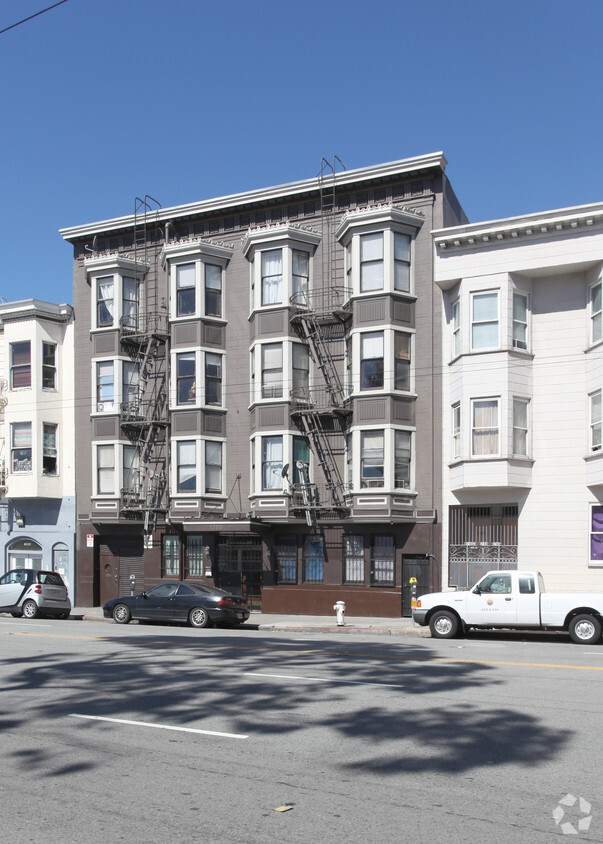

[333,600,346,626]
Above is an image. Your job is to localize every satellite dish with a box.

[281,463,290,479]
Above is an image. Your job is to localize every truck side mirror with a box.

[473,585,481,595]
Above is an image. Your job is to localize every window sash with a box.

[177,440,196,492]
[176,353,196,405]
[97,445,115,494]
[344,535,364,584]
[205,441,222,493]
[261,249,283,305]
[513,399,529,456]
[11,341,31,388]
[471,292,499,349]
[176,264,196,316]
[394,233,410,292]
[205,264,222,317]
[361,431,384,483]
[205,353,222,405]
[472,399,499,455]
[394,333,411,390]
[42,342,57,389]
[591,392,602,452]
[452,403,461,459]
[262,343,283,398]
[122,445,139,491]
[591,282,602,344]
[371,535,395,586]
[43,423,58,475]
[360,233,384,292]
[97,278,114,327]
[292,250,309,298]
[97,361,115,406]
[262,436,282,489]
[394,430,411,488]
[361,332,384,390]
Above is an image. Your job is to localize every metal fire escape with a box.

[119,196,169,532]
[289,158,352,525]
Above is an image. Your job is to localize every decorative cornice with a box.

[433,201,603,253]
[241,222,321,256]
[59,151,447,241]
[160,236,234,267]
[336,203,426,241]
[84,253,150,273]
[0,299,73,324]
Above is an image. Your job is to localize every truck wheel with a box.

[429,610,459,639]
[568,614,602,644]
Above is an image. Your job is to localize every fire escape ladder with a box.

[296,311,346,408]
[296,407,345,509]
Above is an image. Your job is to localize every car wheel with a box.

[189,607,210,628]
[112,604,131,625]
[429,610,459,639]
[21,600,38,619]
[57,611,71,620]
[568,614,602,644]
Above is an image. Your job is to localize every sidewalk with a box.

[71,606,430,638]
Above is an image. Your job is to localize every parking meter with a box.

[410,576,417,609]
[130,573,136,596]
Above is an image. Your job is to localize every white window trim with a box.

[250,340,311,406]
[169,347,225,409]
[452,402,461,461]
[470,290,500,352]
[346,426,415,492]
[92,356,140,415]
[452,299,461,358]
[470,397,500,458]
[512,291,530,351]
[589,278,603,347]
[86,256,146,333]
[170,435,227,497]
[163,239,232,322]
[589,390,602,454]
[348,327,415,396]
[512,396,530,458]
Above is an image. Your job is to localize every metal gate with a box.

[402,556,431,617]
[449,505,518,588]
[98,537,144,605]
[216,535,263,610]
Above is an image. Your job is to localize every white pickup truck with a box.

[412,570,603,644]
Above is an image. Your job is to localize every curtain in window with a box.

[97,280,114,325]
[262,250,282,304]
[361,431,384,482]
[262,436,282,489]
[12,423,32,448]
[122,446,139,491]
[472,400,498,455]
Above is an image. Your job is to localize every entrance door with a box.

[99,544,119,605]
[98,537,145,606]
[217,536,263,610]
[402,556,431,617]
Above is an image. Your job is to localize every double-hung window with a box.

[344,535,364,584]
[361,332,384,390]
[472,398,499,456]
[590,391,602,452]
[591,505,603,563]
[513,293,528,350]
[261,250,283,305]
[177,441,196,493]
[96,444,115,494]
[361,430,384,487]
[452,300,460,357]
[96,278,114,327]
[292,344,309,396]
[122,445,139,492]
[176,264,196,316]
[394,430,411,488]
[96,361,114,412]
[292,250,309,302]
[43,424,58,475]
[123,361,139,410]
[11,342,31,389]
[360,233,384,292]
[176,353,196,405]
[122,277,139,329]
[205,264,222,317]
[590,280,602,345]
[292,437,309,484]
[262,436,282,490]
[205,441,222,493]
[262,343,283,399]
[205,353,222,405]
[394,233,411,292]
[42,343,57,389]
[452,403,461,460]
[11,423,32,473]
[394,333,411,391]
[471,292,499,350]
[513,398,529,456]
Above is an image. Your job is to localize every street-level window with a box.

[513,293,528,350]
[11,422,32,473]
[43,423,58,475]
[371,535,395,586]
[42,342,57,389]
[163,535,180,578]
[591,391,602,453]
[472,398,499,456]
[513,398,529,457]
[471,291,499,350]
[361,332,384,390]
[177,441,196,492]
[97,278,114,327]
[176,264,196,317]
[186,536,204,577]
[11,341,31,389]
[591,505,603,563]
[360,232,383,292]
[344,535,364,584]
[303,535,324,583]
[204,264,222,317]
[276,536,297,584]
[261,249,283,305]
[590,280,602,344]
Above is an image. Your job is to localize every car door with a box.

[173,584,200,622]
[464,573,517,626]
[0,571,30,610]
[143,583,179,621]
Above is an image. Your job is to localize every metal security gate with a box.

[98,537,144,605]
[216,535,263,610]
[449,505,518,588]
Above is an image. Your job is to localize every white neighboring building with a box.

[0,300,75,594]
[433,202,603,591]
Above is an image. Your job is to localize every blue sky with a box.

[1,0,602,305]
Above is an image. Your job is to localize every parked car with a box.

[103,582,250,628]
[0,568,71,619]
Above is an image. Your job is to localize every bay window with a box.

[262,343,283,398]
[394,430,411,488]
[205,353,222,405]
[292,437,309,484]
[262,436,282,489]
[123,361,139,410]
[292,250,309,301]
[292,343,309,396]
[204,264,222,317]
[11,341,31,389]
[243,226,319,312]
[96,278,114,327]
[96,361,115,411]
[205,441,222,493]
[472,398,499,456]
[590,391,602,453]
[591,505,603,563]
[361,430,384,486]
[394,332,411,391]
[394,233,411,292]
[590,280,602,345]
[176,353,196,405]
[261,249,283,305]
[123,445,139,492]
[513,293,528,350]
[176,264,196,316]
[43,424,58,476]
[42,342,57,390]
[452,403,461,460]
[177,441,196,492]
[361,332,384,390]
[360,233,384,291]
[513,398,529,457]
[452,300,460,357]
[122,277,139,329]
[96,444,115,494]
[471,291,499,350]
[11,423,32,473]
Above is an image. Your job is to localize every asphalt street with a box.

[1,615,602,843]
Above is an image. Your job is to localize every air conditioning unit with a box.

[0,486,7,498]
[97,402,105,412]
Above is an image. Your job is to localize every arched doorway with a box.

[52,542,70,592]
[6,538,43,573]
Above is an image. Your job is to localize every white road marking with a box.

[245,672,404,688]
[68,714,248,739]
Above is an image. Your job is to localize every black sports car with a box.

[103,582,250,628]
